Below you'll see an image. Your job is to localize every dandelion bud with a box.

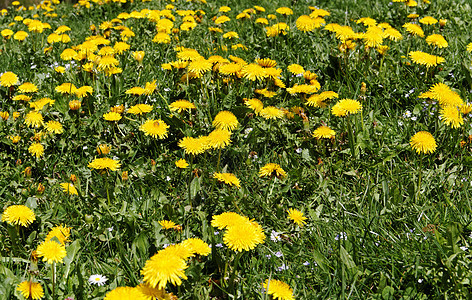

[360,82,367,96]
[24,166,32,177]
[13,112,20,119]
[10,135,20,143]
[121,171,129,181]
[37,183,45,194]
[172,28,180,34]
[110,104,124,114]
[439,19,447,27]
[69,100,81,111]
[132,51,145,63]
[16,159,22,166]
[96,144,110,155]
[151,159,156,166]
[70,174,77,182]
[90,24,96,31]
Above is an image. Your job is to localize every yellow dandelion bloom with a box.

[419,16,438,25]
[410,131,437,154]
[207,129,231,149]
[313,125,336,139]
[331,99,362,117]
[440,105,463,128]
[127,104,153,115]
[88,157,121,171]
[211,212,250,229]
[2,205,35,227]
[29,142,44,159]
[175,159,189,169]
[178,136,208,155]
[60,183,78,195]
[24,111,44,128]
[263,279,295,300]
[36,240,67,264]
[261,106,284,119]
[139,119,169,139]
[159,220,177,229]
[425,34,448,48]
[103,111,122,121]
[403,23,424,37]
[241,63,267,81]
[0,71,19,87]
[104,287,147,300]
[259,163,287,179]
[409,51,445,67]
[223,220,265,252]
[45,224,71,245]
[141,251,188,289]
[18,82,38,93]
[169,100,196,113]
[45,121,64,134]
[213,172,240,188]
[181,238,211,256]
[213,111,239,131]
[287,208,307,226]
[17,281,44,300]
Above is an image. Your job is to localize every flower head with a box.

[127,104,153,115]
[103,111,122,122]
[0,71,19,87]
[88,274,108,286]
[45,121,64,134]
[410,131,437,154]
[36,240,67,264]
[287,208,307,226]
[17,281,44,300]
[313,125,336,139]
[2,205,35,227]
[141,251,188,289]
[331,99,362,117]
[178,136,208,155]
[207,129,231,149]
[409,51,445,68]
[259,163,287,179]
[159,220,177,230]
[104,287,146,300]
[213,111,239,131]
[211,212,250,230]
[60,183,78,195]
[223,219,265,252]
[88,157,121,171]
[263,279,295,300]
[139,119,169,139]
[29,142,45,159]
[181,238,211,256]
[213,172,241,188]
[46,224,71,245]
[25,111,44,128]
[440,106,463,128]
[169,100,196,113]
[175,159,189,169]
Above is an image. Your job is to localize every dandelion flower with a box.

[213,111,239,131]
[313,125,336,139]
[410,131,437,154]
[207,129,231,149]
[241,63,266,81]
[60,183,78,195]
[139,119,169,139]
[403,23,424,37]
[467,42,472,52]
[88,157,121,171]
[259,163,287,179]
[426,34,448,48]
[409,51,445,68]
[419,16,438,25]
[45,121,64,134]
[159,220,177,230]
[97,144,111,155]
[24,111,44,128]
[55,83,77,94]
[276,7,293,16]
[287,208,307,226]
[103,112,122,122]
[261,106,284,119]
[17,281,44,300]
[440,105,463,128]
[211,212,250,230]
[141,251,188,289]
[213,172,240,188]
[18,82,38,93]
[0,71,19,87]
[223,220,265,252]
[127,104,153,115]
[331,99,362,117]
[263,279,295,300]
[188,59,212,76]
[104,287,146,300]
[2,205,35,227]
[245,98,264,114]
[178,136,208,155]
[36,240,67,264]
[219,63,242,76]
[136,284,166,300]
[181,238,211,256]
[175,159,189,169]
[46,224,71,245]
[169,100,196,113]
[29,142,44,159]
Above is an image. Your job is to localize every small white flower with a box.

[335,232,347,241]
[460,246,468,251]
[270,230,281,242]
[166,176,171,181]
[88,274,108,286]
[295,148,302,154]
[107,226,113,232]
[411,116,417,121]
[164,88,171,92]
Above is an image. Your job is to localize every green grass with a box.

[1,0,472,299]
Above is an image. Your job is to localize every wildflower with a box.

[178,136,208,155]
[175,159,189,169]
[276,7,293,16]
[46,224,71,245]
[223,220,265,252]
[56,83,77,94]
[88,157,121,171]
[213,111,239,131]
[259,163,287,179]
[241,63,266,81]
[215,15,231,25]
[410,131,437,154]
[18,82,38,93]
[141,251,188,289]
[261,106,284,119]
[136,284,166,300]
[331,99,362,117]
[45,121,64,134]
[219,63,242,76]
[211,212,250,230]
[139,119,169,139]
[17,281,44,300]
[440,106,463,128]
[287,208,307,226]
[36,240,67,264]
[125,87,145,95]
[263,279,295,300]
[426,34,448,48]
[207,129,231,149]
[60,183,78,195]
[2,205,35,227]
[169,100,196,113]
[403,23,424,37]
[133,51,145,62]
[159,220,177,229]
[313,126,336,139]
[409,51,445,68]
[103,112,122,121]
[213,172,240,188]
[245,98,264,114]
[127,104,153,115]
[181,238,211,256]
[29,142,44,159]
[97,144,110,155]
[88,275,108,286]
[0,71,19,87]
[306,91,338,107]
[75,86,93,98]
[419,16,438,25]
[188,59,212,76]
[104,287,147,300]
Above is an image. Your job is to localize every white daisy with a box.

[88,274,108,286]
